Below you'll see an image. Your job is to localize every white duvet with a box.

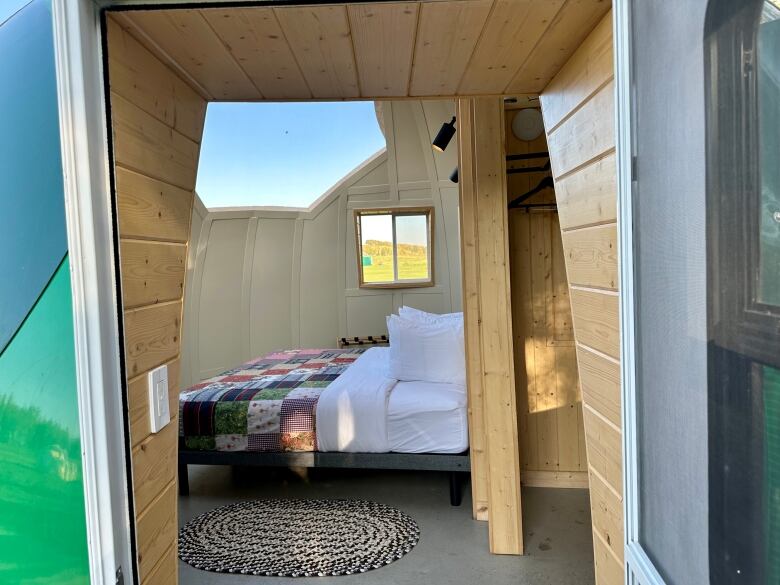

[316,347,396,453]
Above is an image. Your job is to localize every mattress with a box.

[387,381,469,454]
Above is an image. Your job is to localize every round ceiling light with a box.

[511,108,544,142]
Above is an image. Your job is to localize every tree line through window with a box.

[354,208,434,288]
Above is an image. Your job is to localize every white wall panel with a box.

[249,218,296,357]
[299,201,340,348]
[197,218,249,378]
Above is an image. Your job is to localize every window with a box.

[354,208,434,288]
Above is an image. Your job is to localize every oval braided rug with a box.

[178,499,420,577]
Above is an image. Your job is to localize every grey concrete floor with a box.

[179,465,594,585]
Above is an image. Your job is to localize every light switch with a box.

[148,364,170,433]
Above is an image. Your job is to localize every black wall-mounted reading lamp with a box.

[450,167,459,184]
[432,116,456,152]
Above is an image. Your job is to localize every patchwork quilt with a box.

[179,348,366,452]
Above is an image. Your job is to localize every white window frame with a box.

[614,1,667,584]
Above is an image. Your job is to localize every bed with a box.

[178,347,471,505]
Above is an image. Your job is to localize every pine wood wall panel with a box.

[201,8,312,100]
[561,224,618,290]
[120,240,186,309]
[578,347,621,428]
[274,5,360,99]
[569,289,620,359]
[111,93,200,191]
[545,80,615,179]
[541,9,623,584]
[135,481,177,582]
[410,0,492,96]
[107,16,206,584]
[106,18,205,142]
[507,0,611,94]
[123,301,183,379]
[116,168,195,243]
[113,1,611,100]
[347,3,418,97]
[458,97,523,555]
[555,152,617,230]
[118,10,259,99]
[458,0,564,94]
[539,11,614,131]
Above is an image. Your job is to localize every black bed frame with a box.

[178,446,471,506]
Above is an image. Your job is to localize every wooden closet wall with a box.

[106,17,206,584]
[541,12,623,585]
[505,110,588,489]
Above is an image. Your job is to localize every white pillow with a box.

[387,314,466,385]
[399,306,463,325]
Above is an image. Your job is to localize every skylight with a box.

[195,101,386,209]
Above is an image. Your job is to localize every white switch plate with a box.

[148,364,170,433]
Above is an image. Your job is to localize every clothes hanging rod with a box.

[510,203,558,212]
[506,151,549,161]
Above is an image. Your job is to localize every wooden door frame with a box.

[58,3,539,583]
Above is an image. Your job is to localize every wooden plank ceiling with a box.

[111,0,610,101]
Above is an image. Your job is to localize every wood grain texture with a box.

[583,405,622,496]
[120,240,186,309]
[124,301,182,381]
[555,152,617,230]
[570,289,619,359]
[456,98,490,522]
[561,223,618,290]
[107,17,206,142]
[116,167,194,243]
[275,5,360,98]
[542,12,622,581]
[578,345,620,427]
[111,93,200,191]
[539,10,614,131]
[546,80,615,180]
[142,544,177,585]
[521,469,589,488]
[348,3,418,97]
[128,358,181,448]
[111,1,611,101]
[588,467,624,563]
[120,10,259,99]
[507,0,612,94]
[202,8,311,100]
[136,481,177,582]
[132,422,178,513]
[593,531,624,585]
[107,23,205,584]
[410,0,492,96]
[459,0,564,94]
[509,209,586,478]
[471,97,522,555]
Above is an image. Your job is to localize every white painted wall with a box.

[181,100,461,387]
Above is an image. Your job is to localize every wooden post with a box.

[457,97,523,555]
[457,99,490,522]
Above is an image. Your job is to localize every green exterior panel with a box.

[0,1,91,583]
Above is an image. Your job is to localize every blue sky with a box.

[0,0,29,25]
[196,102,386,208]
